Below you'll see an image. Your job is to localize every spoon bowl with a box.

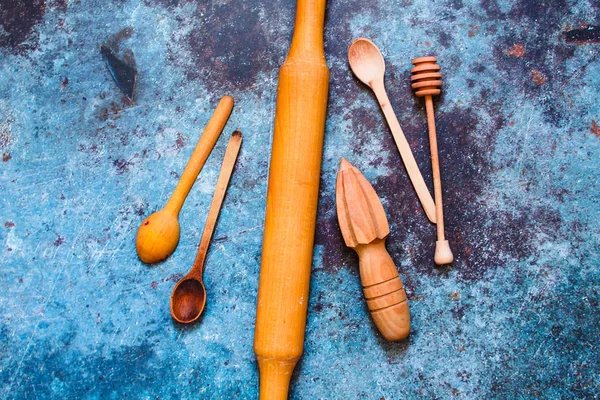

[170,276,207,323]
[348,38,386,86]
[168,130,242,325]
[136,208,180,264]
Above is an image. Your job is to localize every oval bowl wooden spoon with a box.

[171,131,242,323]
[348,38,437,224]
[136,95,234,264]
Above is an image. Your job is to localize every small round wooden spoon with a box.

[170,130,242,324]
[348,38,437,224]
[136,95,234,264]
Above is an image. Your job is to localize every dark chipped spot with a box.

[164,273,183,282]
[151,281,158,289]
[174,132,186,150]
[450,292,461,300]
[2,153,11,162]
[438,31,454,48]
[60,76,69,87]
[507,43,525,57]
[0,0,46,52]
[54,236,64,246]
[563,25,600,44]
[113,158,133,174]
[5,221,15,228]
[172,0,277,93]
[144,221,149,226]
[591,120,600,138]
[134,202,148,216]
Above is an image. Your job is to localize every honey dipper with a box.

[336,158,410,341]
[410,57,454,265]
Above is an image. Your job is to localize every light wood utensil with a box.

[254,0,329,398]
[336,158,410,341]
[136,95,234,264]
[348,38,437,224]
[411,56,453,265]
[170,130,242,324]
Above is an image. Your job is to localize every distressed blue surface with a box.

[1,0,599,398]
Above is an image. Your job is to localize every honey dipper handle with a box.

[370,79,437,224]
[425,96,454,265]
[356,239,410,341]
[164,95,234,215]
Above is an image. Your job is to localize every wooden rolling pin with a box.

[254,0,329,398]
[336,158,410,341]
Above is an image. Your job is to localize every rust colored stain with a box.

[507,43,525,57]
[4,221,15,228]
[591,120,600,138]
[2,153,11,162]
[531,69,547,85]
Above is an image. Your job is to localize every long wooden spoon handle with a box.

[371,80,437,224]
[190,131,242,275]
[165,95,234,215]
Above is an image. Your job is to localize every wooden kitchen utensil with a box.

[348,38,437,224]
[254,0,329,398]
[410,56,453,265]
[136,95,234,264]
[336,158,410,341]
[170,130,242,324]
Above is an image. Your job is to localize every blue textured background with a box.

[1,0,599,398]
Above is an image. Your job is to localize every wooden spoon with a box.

[170,130,242,324]
[136,95,234,264]
[348,38,437,224]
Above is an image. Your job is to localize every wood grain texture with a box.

[170,131,242,324]
[348,38,436,224]
[253,0,329,399]
[135,95,234,264]
[336,159,410,341]
[411,57,454,264]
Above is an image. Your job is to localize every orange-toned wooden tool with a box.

[136,95,233,264]
[410,57,453,265]
[336,158,410,341]
[254,0,329,398]
[170,131,242,324]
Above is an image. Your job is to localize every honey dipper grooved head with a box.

[411,56,442,98]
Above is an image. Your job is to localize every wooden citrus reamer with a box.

[254,0,329,398]
[410,57,453,264]
[336,159,410,341]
